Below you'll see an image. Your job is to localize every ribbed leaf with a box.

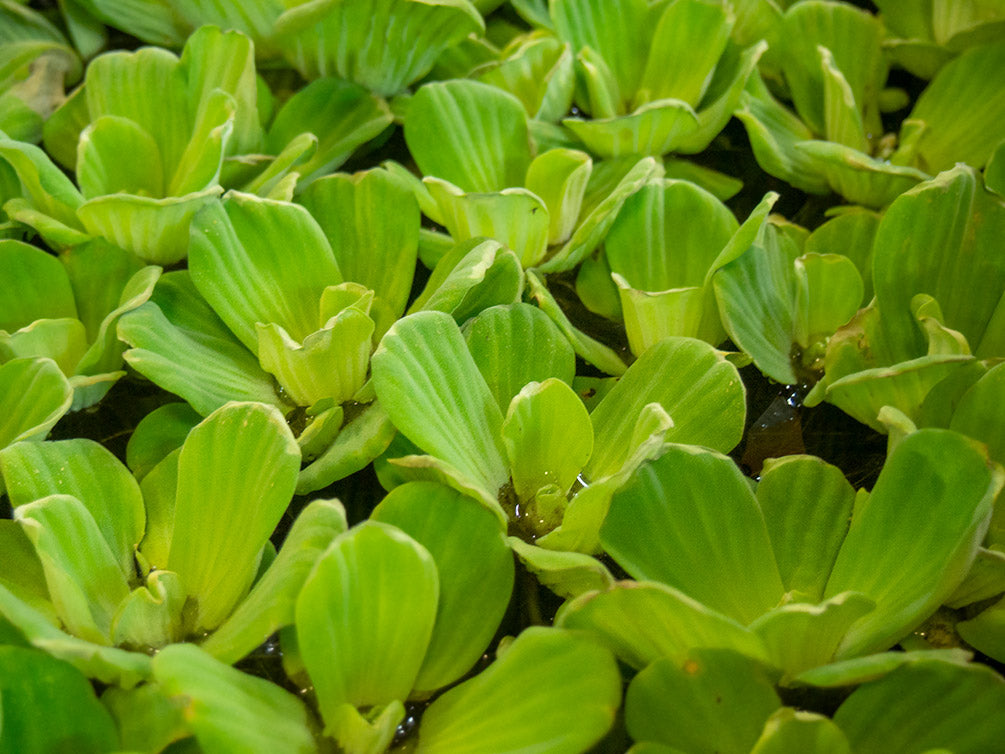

[372,482,513,694]
[0,646,119,754]
[872,165,1005,361]
[416,627,621,754]
[76,115,163,199]
[793,648,973,688]
[77,186,222,265]
[508,538,614,600]
[372,310,509,503]
[1,437,144,581]
[167,402,301,631]
[749,593,875,677]
[551,0,649,107]
[299,167,419,317]
[910,40,1005,173]
[555,582,771,669]
[15,494,129,643]
[502,378,592,506]
[296,521,438,723]
[0,239,76,330]
[0,357,72,447]
[950,361,1005,465]
[793,252,865,349]
[750,709,851,754]
[820,46,867,152]
[563,100,700,158]
[0,136,84,230]
[463,302,575,413]
[794,140,928,208]
[825,429,1002,657]
[119,272,285,416]
[266,77,393,187]
[636,0,733,108]
[404,79,532,193]
[757,455,856,601]
[154,643,316,754]
[602,444,784,625]
[474,36,575,122]
[189,192,340,348]
[626,649,781,754]
[274,0,484,96]
[588,337,746,479]
[523,148,591,245]
[834,660,1005,754]
[203,499,347,665]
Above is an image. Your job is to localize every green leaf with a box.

[0,239,76,331]
[625,649,781,754]
[203,499,347,665]
[415,626,621,754]
[949,361,1005,465]
[464,302,575,413]
[636,0,733,109]
[550,0,650,107]
[987,138,1005,196]
[0,520,53,620]
[154,643,317,754]
[0,645,119,754]
[562,99,700,158]
[555,581,771,669]
[189,192,340,348]
[819,46,867,152]
[0,318,88,376]
[0,358,71,447]
[956,596,1005,663]
[602,444,784,625]
[119,272,286,416]
[757,455,856,601]
[372,483,513,694]
[295,521,438,727]
[946,546,1005,608]
[372,311,510,505]
[588,337,746,479]
[873,165,1005,362]
[0,587,151,687]
[125,402,201,482]
[825,429,1002,657]
[425,178,550,267]
[804,208,879,302]
[778,1,885,136]
[15,494,130,643]
[793,140,928,208]
[502,378,592,503]
[508,537,614,600]
[750,709,851,754]
[524,148,591,245]
[274,0,484,96]
[792,648,973,688]
[909,40,1005,173]
[167,402,301,631]
[71,0,186,46]
[474,35,575,122]
[833,659,1005,754]
[0,135,84,231]
[110,570,185,649]
[404,79,532,193]
[77,115,164,199]
[266,77,393,187]
[1,437,144,581]
[749,592,875,678]
[299,167,418,317]
[102,683,190,754]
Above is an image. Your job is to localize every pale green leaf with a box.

[819,46,867,152]
[602,444,784,625]
[404,79,532,193]
[0,135,84,230]
[203,499,347,665]
[555,581,771,669]
[507,537,614,600]
[109,570,185,649]
[416,626,621,754]
[295,521,438,723]
[372,483,513,694]
[524,148,591,245]
[793,140,928,208]
[626,649,781,754]
[154,643,317,754]
[0,239,76,330]
[167,402,301,631]
[750,709,851,754]
[372,310,509,501]
[951,362,1005,465]
[463,302,575,413]
[562,99,700,158]
[189,192,340,347]
[792,648,973,688]
[0,357,72,447]
[474,35,575,122]
[125,402,201,482]
[76,115,163,199]
[825,429,1002,657]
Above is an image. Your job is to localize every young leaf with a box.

[508,538,615,600]
[602,444,785,625]
[825,429,1002,657]
[415,626,621,754]
[0,357,72,448]
[625,649,782,754]
[295,521,438,726]
[167,402,301,631]
[372,311,510,505]
[371,482,514,694]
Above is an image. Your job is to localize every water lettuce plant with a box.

[3,1,1005,752]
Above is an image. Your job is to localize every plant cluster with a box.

[2,0,1005,752]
